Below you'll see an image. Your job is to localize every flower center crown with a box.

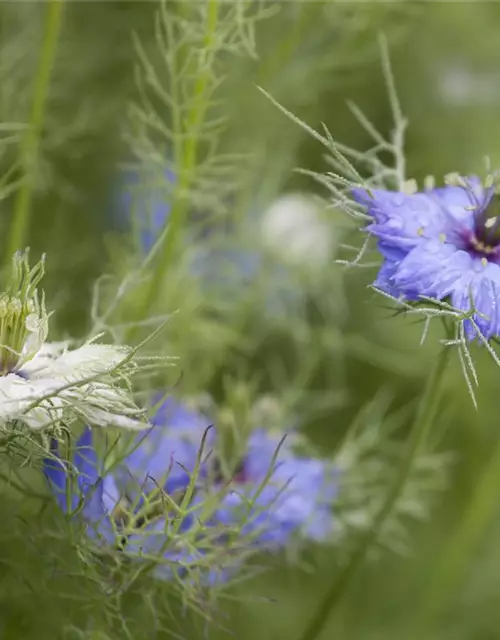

[0,250,48,375]
[446,172,500,257]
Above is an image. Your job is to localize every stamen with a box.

[470,236,496,256]
[0,251,48,375]
[444,172,469,189]
[424,175,435,191]
[402,179,418,195]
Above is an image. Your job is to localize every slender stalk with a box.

[414,434,500,634]
[6,0,65,259]
[297,345,451,640]
[135,0,219,332]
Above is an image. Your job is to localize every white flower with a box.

[0,251,150,433]
[260,193,334,267]
[0,342,148,431]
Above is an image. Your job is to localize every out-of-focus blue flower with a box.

[43,399,211,542]
[44,397,337,582]
[114,164,333,317]
[191,242,301,317]
[215,428,337,548]
[353,176,500,340]
[115,166,175,252]
[131,399,337,550]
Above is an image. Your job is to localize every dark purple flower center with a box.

[462,188,500,260]
[233,464,248,484]
[473,193,500,249]
[211,457,248,484]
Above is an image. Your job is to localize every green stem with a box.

[6,0,65,259]
[131,0,219,338]
[415,434,500,633]
[297,345,451,640]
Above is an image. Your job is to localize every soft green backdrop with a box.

[1,2,500,639]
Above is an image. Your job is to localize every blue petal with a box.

[125,516,230,585]
[353,188,449,251]
[101,474,121,514]
[45,429,115,535]
[373,258,406,298]
[117,166,175,253]
[120,399,213,496]
[74,427,100,487]
[451,261,500,340]
[377,242,409,263]
[392,240,472,299]
[243,428,290,477]
[81,481,116,544]
[427,184,478,229]
[43,440,71,512]
[216,429,337,547]
[71,428,110,524]
[265,457,336,542]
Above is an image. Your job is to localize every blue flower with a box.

[214,429,337,548]
[118,398,337,550]
[44,397,337,581]
[115,165,175,252]
[353,177,500,339]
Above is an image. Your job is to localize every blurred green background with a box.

[3,1,500,639]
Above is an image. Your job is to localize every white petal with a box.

[0,374,64,429]
[60,382,148,430]
[49,343,131,378]
[78,407,147,430]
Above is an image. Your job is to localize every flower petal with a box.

[0,375,65,429]
[119,399,212,494]
[352,188,449,251]
[427,182,481,229]
[393,240,473,299]
[71,429,108,522]
[43,440,70,512]
[450,261,500,340]
[372,258,405,298]
[74,428,99,483]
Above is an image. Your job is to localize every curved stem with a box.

[297,344,451,640]
[6,0,65,259]
[414,434,500,634]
